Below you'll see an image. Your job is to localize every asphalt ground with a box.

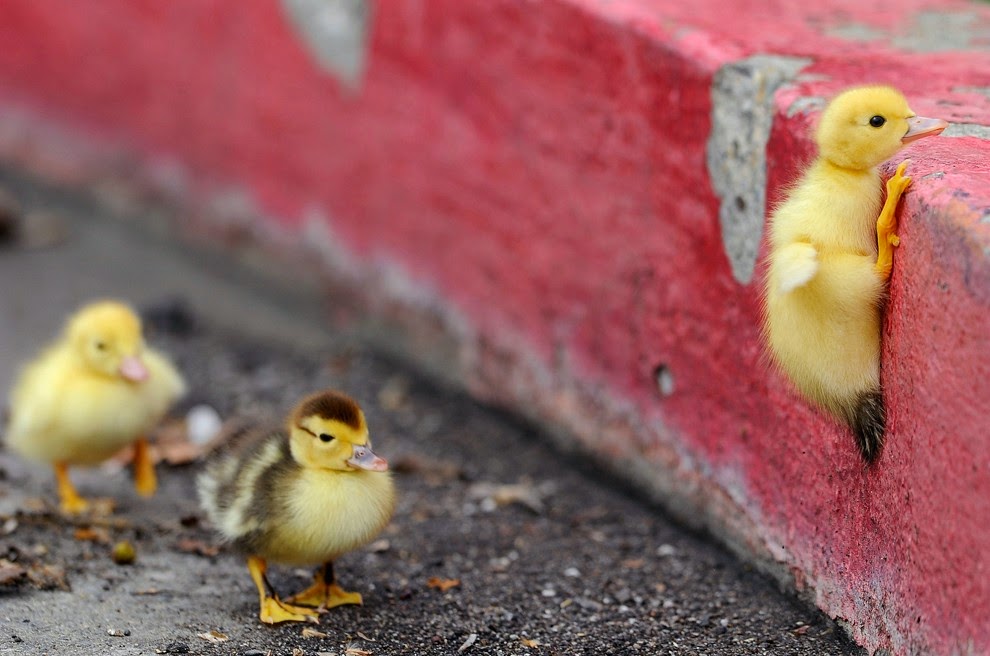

[0,170,865,655]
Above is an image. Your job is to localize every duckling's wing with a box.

[5,348,65,443]
[198,425,296,550]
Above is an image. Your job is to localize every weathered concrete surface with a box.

[0,2,987,654]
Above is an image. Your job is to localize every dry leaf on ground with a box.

[0,559,67,591]
[345,647,372,656]
[301,627,328,639]
[468,481,550,514]
[197,630,229,643]
[176,538,220,557]
[457,634,477,653]
[26,563,69,590]
[74,527,110,543]
[427,577,461,592]
[0,560,26,587]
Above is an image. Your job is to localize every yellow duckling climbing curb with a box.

[5,300,186,512]
[198,389,395,624]
[763,85,946,462]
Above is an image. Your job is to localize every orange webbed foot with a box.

[876,160,912,279]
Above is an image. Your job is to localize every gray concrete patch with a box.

[943,123,990,139]
[786,96,826,118]
[706,55,810,284]
[281,0,372,89]
[892,11,990,52]
[826,10,990,52]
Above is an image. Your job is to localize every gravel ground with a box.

[0,170,865,655]
[0,318,864,656]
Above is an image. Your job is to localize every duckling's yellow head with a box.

[66,300,149,382]
[288,390,388,473]
[815,85,947,170]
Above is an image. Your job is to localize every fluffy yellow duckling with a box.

[763,85,946,462]
[198,390,395,624]
[5,300,186,512]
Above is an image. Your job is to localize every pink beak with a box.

[347,445,388,472]
[119,355,149,382]
[902,116,948,144]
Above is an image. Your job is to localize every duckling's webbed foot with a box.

[286,562,363,609]
[259,596,321,624]
[876,161,912,279]
[247,556,320,624]
[54,462,90,515]
[132,437,157,497]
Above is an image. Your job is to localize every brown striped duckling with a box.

[198,389,395,624]
[5,300,186,513]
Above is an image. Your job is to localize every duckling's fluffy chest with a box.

[772,165,881,254]
[9,368,175,464]
[265,469,394,566]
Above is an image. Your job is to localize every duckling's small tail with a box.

[849,390,886,463]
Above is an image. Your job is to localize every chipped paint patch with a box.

[825,22,885,42]
[281,0,372,89]
[786,96,826,118]
[953,86,990,100]
[826,10,990,52]
[943,123,990,139]
[893,11,990,52]
[706,55,810,284]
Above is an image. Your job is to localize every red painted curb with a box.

[0,1,987,653]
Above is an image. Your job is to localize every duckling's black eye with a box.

[869,115,886,128]
[94,341,107,351]
[318,433,335,443]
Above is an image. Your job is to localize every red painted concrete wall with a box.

[0,1,988,654]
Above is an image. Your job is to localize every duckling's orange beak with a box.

[903,116,948,144]
[347,445,388,472]
[118,355,149,382]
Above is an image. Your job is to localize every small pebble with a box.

[574,597,603,611]
[656,544,677,557]
[186,405,222,445]
[112,541,137,565]
[563,567,581,578]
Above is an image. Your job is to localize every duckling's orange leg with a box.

[876,160,912,280]
[247,556,319,624]
[132,437,157,497]
[54,462,89,514]
[285,561,363,609]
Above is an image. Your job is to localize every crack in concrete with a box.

[706,55,811,285]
